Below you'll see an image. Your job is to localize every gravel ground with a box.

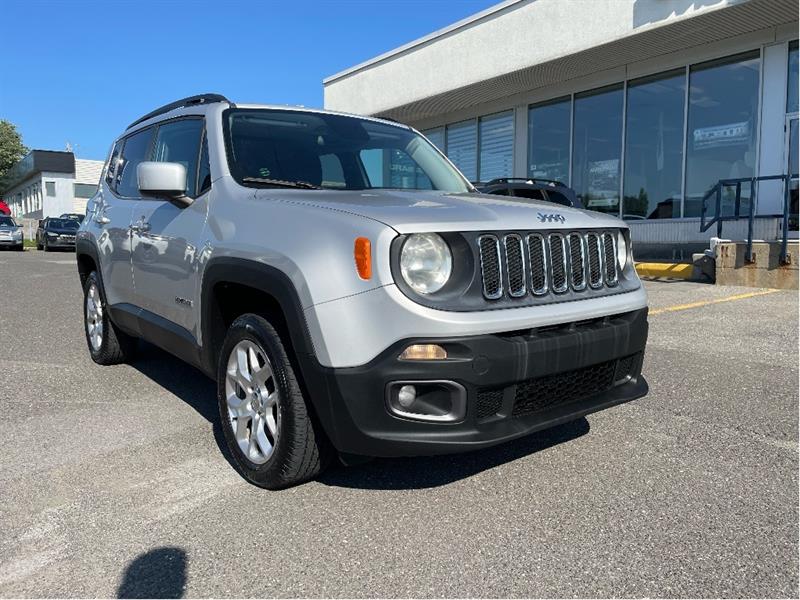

[0,250,797,598]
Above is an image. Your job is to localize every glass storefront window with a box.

[478,111,514,182]
[788,41,798,114]
[446,119,478,182]
[572,85,623,214]
[528,97,570,184]
[684,52,760,217]
[423,127,445,152]
[623,71,685,219]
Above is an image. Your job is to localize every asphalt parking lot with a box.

[0,249,797,598]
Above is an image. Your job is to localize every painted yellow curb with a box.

[635,262,694,279]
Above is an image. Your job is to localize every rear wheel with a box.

[83,271,137,365]
[217,314,331,489]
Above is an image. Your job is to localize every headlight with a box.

[617,231,629,269]
[400,233,452,294]
[12,230,22,238]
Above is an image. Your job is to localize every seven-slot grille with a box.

[478,231,620,300]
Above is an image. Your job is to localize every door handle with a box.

[94,215,110,225]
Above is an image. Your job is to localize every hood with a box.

[262,189,625,234]
[0,224,19,231]
[46,227,79,235]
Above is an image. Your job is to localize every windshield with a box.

[48,219,79,230]
[0,216,16,227]
[224,108,471,193]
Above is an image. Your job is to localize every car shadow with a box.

[318,418,590,490]
[128,342,239,473]
[129,342,590,491]
[117,546,187,598]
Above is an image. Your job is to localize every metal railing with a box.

[700,174,793,265]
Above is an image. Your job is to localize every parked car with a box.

[476,177,582,208]
[0,200,10,216]
[60,213,85,223]
[77,94,649,489]
[37,217,80,251]
[0,215,24,250]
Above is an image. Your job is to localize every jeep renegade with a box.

[77,94,649,489]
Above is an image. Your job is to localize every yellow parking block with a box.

[635,262,694,279]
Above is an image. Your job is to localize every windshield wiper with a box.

[242,177,321,190]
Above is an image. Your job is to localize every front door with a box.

[97,127,153,307]
[130,118,211,338]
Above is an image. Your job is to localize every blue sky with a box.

[0,0,496,160]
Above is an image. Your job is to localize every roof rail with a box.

[126,93,232,130]
[485,177,567,187]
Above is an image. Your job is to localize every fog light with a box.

[398,344,447,361]
[397,385,416,408]
[386,380,466,423]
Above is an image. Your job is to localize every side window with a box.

[105,141,121,188]
[320,154,346,188]
[152,119,204,198]
[513,187,546,201]
[197,134,212,196]
[116,128,154,198]
[544,191,573,207]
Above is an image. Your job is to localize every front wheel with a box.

[216,314,331,489]
[83,271,137,365]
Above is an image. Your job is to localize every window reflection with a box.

[788,41,798,114]
[528,98,570,184]
[572,85,623,214]
[446,120,478,182]
[684,52,760,218]
[623,71,685,219]
[423,128,445,152]
[479,111,514,181]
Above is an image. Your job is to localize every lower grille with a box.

[475,353,641,420]
[476,388,504,420]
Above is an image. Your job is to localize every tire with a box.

[15,244,24,251]
[217,314,332,489]
[36,240,42,250]
[43,239,49,252]
[83,271,137,365]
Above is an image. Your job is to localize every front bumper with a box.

[306,307,649,457]
[0,237,23,246]
[45,236,76,248]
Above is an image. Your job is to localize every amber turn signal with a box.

[398,344,448,361]
[354,237,372,280]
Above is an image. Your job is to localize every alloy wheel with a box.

[85,283,104,352]
[224,340,280,464]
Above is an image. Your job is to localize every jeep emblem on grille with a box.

[537,212,566,224]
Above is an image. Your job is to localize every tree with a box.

[0,120,28,189]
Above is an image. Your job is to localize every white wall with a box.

[324,0,743,115]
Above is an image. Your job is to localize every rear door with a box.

[130,117,210,337]
[95,128,153,307]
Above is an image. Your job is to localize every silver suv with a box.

[77,94,649,489]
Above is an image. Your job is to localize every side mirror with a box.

[137,161,193,207]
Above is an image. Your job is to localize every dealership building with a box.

[0,150,104,220]
[324,0,798,258]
